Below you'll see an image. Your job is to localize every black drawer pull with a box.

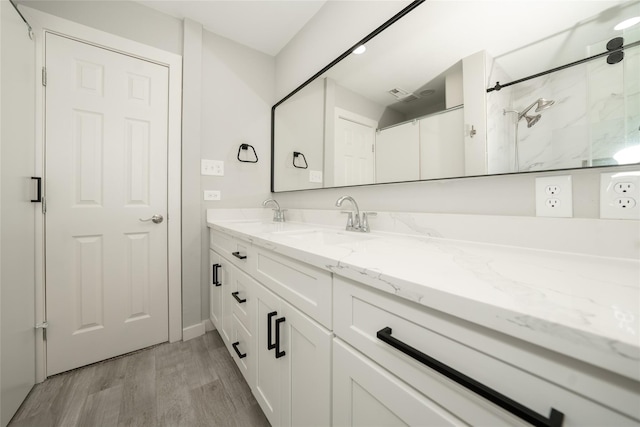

[232,341,246,359]
[232,291,246,304]
[267,311,277,350]
[275,317,286,359]
[232,251,247,260]
[212,264,221,287]
[376,327,564,427]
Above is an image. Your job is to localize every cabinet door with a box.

[280,299,332,427]
[209,250,223,328]
[333,339,466,427]
[209,250,234,345]
[254,281,283,427]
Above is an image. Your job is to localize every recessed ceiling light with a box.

[420,89,436,97]
[352,45,366,55]
[614,16,640,31]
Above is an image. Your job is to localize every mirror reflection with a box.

[272,1,640,192]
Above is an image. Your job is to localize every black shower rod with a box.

[487,39,640,93]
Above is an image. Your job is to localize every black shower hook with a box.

[293,152,308,169]
[237,143,258,163]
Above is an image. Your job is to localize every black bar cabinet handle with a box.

[232,251,247,260]
[31,177,41,202]
[212,264,221,287]
[267,311,277,350]
[232,291,246,304]
[232,342,246,359]
[376,327,564,427]
[275,317,286,359]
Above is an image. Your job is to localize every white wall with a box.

[199,28,275,322]
[18,0,183,55]
[272,1,639,219]
[182,19,203,328]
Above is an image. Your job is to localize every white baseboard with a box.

[182,322,205,341]
[182,319,215,341]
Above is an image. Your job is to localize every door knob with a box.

[139,214,163,224]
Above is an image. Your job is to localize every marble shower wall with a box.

[486,37,640,173]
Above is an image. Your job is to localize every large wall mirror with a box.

[271,0,640,192]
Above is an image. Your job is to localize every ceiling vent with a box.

[388,87,420,102]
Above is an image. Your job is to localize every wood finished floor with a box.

[9,331,270,427]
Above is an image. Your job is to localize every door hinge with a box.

[42,67,47,86]
[372,144,375,153]
[42,196,46,214]
[36,321,48,340]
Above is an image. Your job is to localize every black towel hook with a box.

[237,143,258,163]
[293,152,308,169]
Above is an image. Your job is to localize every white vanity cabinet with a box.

[209,228,332,427]
[333,276,640,427]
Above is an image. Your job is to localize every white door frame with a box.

[23,6,183,383]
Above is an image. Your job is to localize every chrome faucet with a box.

[263,198,285,222]
[335,195,376,232]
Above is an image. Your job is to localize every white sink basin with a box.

[273,229,378,246]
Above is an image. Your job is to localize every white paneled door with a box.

[45,33,169,375]
[333,108,376,186]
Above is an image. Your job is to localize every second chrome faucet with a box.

[263,198,285,222]
[335,196,375,232]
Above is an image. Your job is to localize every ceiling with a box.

[134,0,327,56]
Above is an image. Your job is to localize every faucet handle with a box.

[361,212,377,233]
[340,211,354,230]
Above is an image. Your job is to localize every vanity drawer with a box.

[230,313,254,386]
[230,267,256,334]
[254,247,332,329]
[210,229,255,273]
[333,276,640,426]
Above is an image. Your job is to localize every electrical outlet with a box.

[600,172,640,219]
[545,185,560,196]
[204,190,221,201]
[201,159,224,176]
[535,175,572,217]
[546,198,560,208]
[309,170,323,183]
[614,182,636,194]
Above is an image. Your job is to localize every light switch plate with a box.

[600,171,640,219]
[535,175,572,217]
[201,159,224,176]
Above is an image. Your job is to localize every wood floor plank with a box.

[117,349,157,427]
[189,379,238,426]
[155,341,197,426]
[77,384,123,427]
[52,365,99,426]
[8,331,270,427]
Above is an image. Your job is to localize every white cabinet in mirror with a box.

[271,0,640,192]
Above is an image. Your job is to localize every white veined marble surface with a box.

[206,208,640,381]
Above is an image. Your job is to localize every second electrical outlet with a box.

[535,175,573,217]
[204,190,221,201]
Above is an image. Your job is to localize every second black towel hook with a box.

[237,143,258,163]
[293,151,308,169]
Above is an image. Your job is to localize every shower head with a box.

[518,98,555,120]
[534,98,555,112]
[524,114,542,128]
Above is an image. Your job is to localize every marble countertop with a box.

[207,212,640,381]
